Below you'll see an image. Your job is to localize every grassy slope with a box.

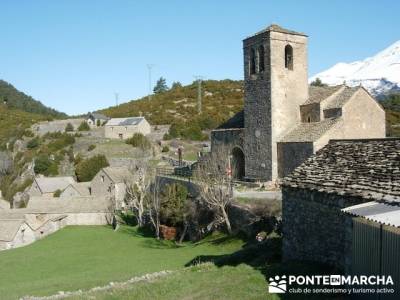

[0,226,243,299]
[99,80,244,126]
[71,264,270,300]
[0,105,45,146]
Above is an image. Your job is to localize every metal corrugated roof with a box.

[342,201,400,228]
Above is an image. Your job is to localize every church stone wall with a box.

[277,142,313,177]
[243,33,273,181]
[300,103,320,123]
[282,186,361,270]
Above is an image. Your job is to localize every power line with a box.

[147,64,155,101]
[194,75,205,114]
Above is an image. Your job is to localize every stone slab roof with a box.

[35,176,75,194]
[0,219,24,242]
[247,24,307,38]
[103,167,135,183]
[88,112,109,120]
[324,86,359,109]
[282,139,400,202]
[216,110,244,129]
[342,201,400,228]
[106,117,146,126]
[279,118,340,143]
[303,85,343,105]
[26,196,112,213]
[70,182,91,196]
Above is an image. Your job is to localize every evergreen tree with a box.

[153,77,169,94]
[171,81,182,89]
[310,78,327,87]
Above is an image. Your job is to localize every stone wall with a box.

[300,103,320,123]
[104,120,151,139]
[282,186,364,270]
[277,142,313,177]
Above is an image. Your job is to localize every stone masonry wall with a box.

[277,142,313,178]
[282,186,365,270]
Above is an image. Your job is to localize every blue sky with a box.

[0,0,399,115]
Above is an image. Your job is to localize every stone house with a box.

[90,166,135,210]
[211,24,385,182]
[104,117,151,140]
[281,138,400,271]
[86,112,109,127]
[60,182,91,199]
[28,176,75,197]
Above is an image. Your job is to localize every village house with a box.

[281,138,400,284]
[211,24,385,182]
[0,196,113,251]
[86,112,109,127]
[28,176,75,197]
[60,182,92,198]
[90,166,135,210]
[104,117,151,140]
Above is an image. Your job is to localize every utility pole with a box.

[147,64,155,101]
[194,75,205,114]
[115,92,119,106]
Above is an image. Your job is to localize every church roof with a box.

[216,110,244,129]
[247,24,307,39]
[303,85,359,106]
[282,139,400,203]
[280,118,340,143]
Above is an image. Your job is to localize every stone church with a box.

[211,24,386,182]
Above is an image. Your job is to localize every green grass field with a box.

[0,226,244,299]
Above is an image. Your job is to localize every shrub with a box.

[27,138,40,149]
[65,123,74,132]
[75,154,109,182]
[34,155,59,176]
[47,134,75,152]
[23,129,34,137]
[53,189,61,197]
[160,183,188,227]
[88,144,96,151]
[161,145,169,152]
[78,121,90,131]
[96,119,101,127]
[125,133,151,150]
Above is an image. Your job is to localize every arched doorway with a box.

[231,147,245,180]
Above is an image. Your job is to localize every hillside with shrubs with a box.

[100,80,244,140]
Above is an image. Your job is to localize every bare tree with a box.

[147,176,161,239]
[124,161,153,227]
[194,145,234,234]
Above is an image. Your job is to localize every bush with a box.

[23,129,34,137]
[53,189,61,197]
[75,154,109,182]
[96,119,101,127]
[34,155,59,176]
[65,123,74,132]
[27,138,40,149]
[88,144,96,151]
[47,134,75,152]
[161,145,169,153]
[125,133,151,150]
[160,183,188,227]
[78,121,90,131]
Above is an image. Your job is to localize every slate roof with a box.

[216,110,244,129]
[342,201,400,228]
[102,167,135,183]
[26,196,112,213]
[324,86,359,109]
[34,176,75,194]
[0,219,24,242]
[303,85,343,105]
[247,24,307,38]
[88,112,109,120]
[280,118,340,143]
[68,182,91,196]
[282,139,400,202]
[106,117,146,126]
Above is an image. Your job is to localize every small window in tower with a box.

[307,116,311,123]
[285,45,293,70]
[250,48,256,75]
[258,45,265,72]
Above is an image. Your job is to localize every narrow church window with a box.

[285,45,293,70]
[250,48,256,75]
[307,116,311,123]
[258,45,265,72]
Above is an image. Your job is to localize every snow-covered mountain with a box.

[310,40,400,97]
